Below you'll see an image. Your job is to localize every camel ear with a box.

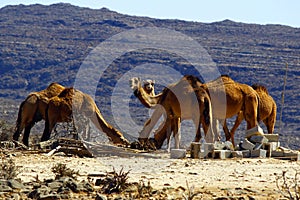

[152,80,155,84]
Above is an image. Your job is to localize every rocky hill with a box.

[0,3,299,148]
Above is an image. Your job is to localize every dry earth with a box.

[8,149,300,199]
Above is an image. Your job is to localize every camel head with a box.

[143,79,155,95]
[129,77,142,91]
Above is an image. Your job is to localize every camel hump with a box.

[251,84,269,94]
[183,75,204,85]
[58,87,75,98]
[26,93,40,104]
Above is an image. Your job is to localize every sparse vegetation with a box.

[276,168,300,199]
[0,156,20,179]
[97,167,130,194]
[0,120,14,141]
[51,163,79,180]
[183,180,202,200]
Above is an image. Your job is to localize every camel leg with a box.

[22,123,34,146]
[166,118,172,152]
[173,117,181,149]
[13,124,24,142]
[244,94,259,129]
[41,118,56,142]
[139,106,164,139]
[264,107,276,134]
[222,119,231,141]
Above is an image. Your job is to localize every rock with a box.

[0,184,12,192]
[170,149,186,159]
[95,193,107,200]
[47,181,62,191]
[8,179,26,190]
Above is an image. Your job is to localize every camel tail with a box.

[203,97,211,126]
[256,94,261,123]
[15,100,26,130]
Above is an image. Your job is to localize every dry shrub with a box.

[97,167,130,194]
[0,156,20,179]
[276,168,300,199]
[51,163,79,180]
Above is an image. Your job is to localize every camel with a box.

[141,79,180,151]
[142,79,156,96]
[41,87,129,146]
[201,75,260,146]
[227,84,276,141]
[13,83,65,146]
[132,75,260,147]
[130,75,215,149]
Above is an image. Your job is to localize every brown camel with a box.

[228,84,276,141]
[141,79,180,151]
[41,87,129,146]
[130,75,215,149]
[132,75,260,147]
[13,83,65,146]
[201,75,260,146]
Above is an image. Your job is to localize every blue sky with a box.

[0,0,299,27]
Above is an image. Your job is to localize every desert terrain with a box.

[1,147,298,199]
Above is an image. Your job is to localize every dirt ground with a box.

[9,149,299,199]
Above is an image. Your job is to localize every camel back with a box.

[252,84,269,95]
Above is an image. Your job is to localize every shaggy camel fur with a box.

[228,84,276,141]
[130,75,215,149]
[41,88,129,145]
[13,83,65,146]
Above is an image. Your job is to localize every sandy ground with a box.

[10,149,299,199]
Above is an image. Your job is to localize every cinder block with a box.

[254,143,263,150]
[245,125,264,138]
[263,134,279,142]
[232,151,243,158]
[251,149,267,158]
[271,151,300,161]
[213,142,226,150]
[212,150,232,159]
[241,138,255,150]
[190,142,201,159]
[249,135,269,144]
[262,142,280,157]
[199,143,214,158]
[242,150,250,158]
[170,149,186,159]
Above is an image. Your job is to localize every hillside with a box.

[0,3,299,148]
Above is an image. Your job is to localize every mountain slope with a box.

[0,3,299,148]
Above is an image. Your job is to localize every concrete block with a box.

[245,125,264,138]
[241,138,255,150]
[204,143,214,153]
[263,134,279,142]
[190,142,201,159]
[251,149,267,158]
[212,150,232,159]
[254,143,263,150]
[213,142,226,150]
[242,150,251,158]
[271,151,300,161]
[249,135,269,144]
[232,151,243,158]
[170,149,186,159]
[262,142,280,156]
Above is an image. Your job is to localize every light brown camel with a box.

[201,75,260,146]
[130,75,215,149]
[13,83,65,146]
[228,84,276,141]
[141,79,180,151]
[41,87,129,146]
[132,75,260,147]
